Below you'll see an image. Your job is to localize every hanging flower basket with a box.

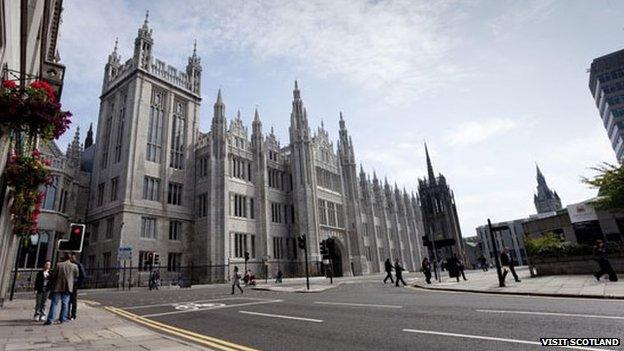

[0,80,72,140]
[5,149,52,236]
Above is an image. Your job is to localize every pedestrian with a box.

[394,259,407,287]
[446,255,460,282]
[44,253,78,325]
[383,258,394,284]
[33,260,51,321]
[149,269,160,290]
[243,270,251,286]
[593,240,618,282]
[421,258,432,284]
[456,253,467,281]
[275,269,283,284]
[478,255,488,272]
[500,247,521,283]
[67,253,86,320]
[231,266,243,294]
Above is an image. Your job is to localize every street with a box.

[82,276,624,351]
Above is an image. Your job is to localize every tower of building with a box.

[533,165,562,214]
[418,143,464,260]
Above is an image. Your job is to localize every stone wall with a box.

[531,255,624,276]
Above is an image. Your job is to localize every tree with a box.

[583,162,624,211]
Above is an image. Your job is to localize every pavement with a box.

[414,267,624,299]
[3,272,624,350]
[0,298,209,350]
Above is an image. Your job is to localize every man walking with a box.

[394,259,407,287]
[231,266,243,294]
[421,258,432,284]
[44,253,78,325]
[67,253,86,320]
[593,240,617,281]
[500,247,521,283]
[383,258,394,284]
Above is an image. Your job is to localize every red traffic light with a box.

[72,227,82,235]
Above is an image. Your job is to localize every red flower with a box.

[2,80,17,89]
[29,80,56,102]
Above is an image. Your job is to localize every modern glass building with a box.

[589,48,624,161]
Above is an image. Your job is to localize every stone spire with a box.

[534,164,562,214]
[186,39,201,94]
[424,142,436,185]
[108,38,120,65]
[84,123,94,148]
[67,126,82,160]
[251,107,263,149]
[134,10,153,70]
[289,80,310,142]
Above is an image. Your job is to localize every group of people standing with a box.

[34,253,86,325]
[382,258,407,287]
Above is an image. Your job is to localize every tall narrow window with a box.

[167,182,183,205]
[110,177,119,201]
[147,89,164,162]
[114,93,126,163]
[141,217,157,239]
[169,221,181,241]
[97,183,105,206]
[143,176,161,201]
[105,217,114,239]
[101,101,114,168]
[197,193,207,217]
[170,100,186,169]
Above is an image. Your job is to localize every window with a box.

[147,89,164,162]
[91,222,99,243]
[105,217,114,239]
[101,101,114,168]
[197,193,208,217]
[233,233,248,258]
[143,176,161,201]
[198,156,209,178]
[97,183,105,206]
[318,200,344,228]
[110,177,119,201]
[102,252,112,273]
[114,93,126,163]
[230,193,254,219]
[268,168,286,190]
[15,232,49,268]
[273,237,284,259]
[318,200,327,225]
[315,167,342,193]
[327,202,336,227]
[42,176,58,210]
[167,182,183,205]
[169,221,181,241]
[58,189,68,213]
[167,252,182,272]
[249,198,255,219]
[141,217,157,239]
[250,235,256,258]
[231,157,252,181]
[170,100,186,169]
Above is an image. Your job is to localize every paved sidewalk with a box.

[0,297,208,350]
[252,273,419,292]
[414,267,624,299]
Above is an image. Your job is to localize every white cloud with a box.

[445,117,520,146]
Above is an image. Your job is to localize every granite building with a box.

[589,48,624,161]
[418,145,464,260]
[76,18,427,280]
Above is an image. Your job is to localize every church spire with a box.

[425,142,436,184]
[84,123,94,148]
[533,164,562,214]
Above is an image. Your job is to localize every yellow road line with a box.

[105,306,260,351]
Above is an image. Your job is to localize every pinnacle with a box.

[216,89,223,104]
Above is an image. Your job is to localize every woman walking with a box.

[231,266,243,294]
[421,258,432,284]
[33,260,51,321]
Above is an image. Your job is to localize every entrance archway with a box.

[331,244,343,277]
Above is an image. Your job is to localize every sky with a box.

[56,0,622,238]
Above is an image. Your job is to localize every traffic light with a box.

[320,240,328,257]
[297,235,306,250]
[57,223,86,252]
[244,251,250,261]
[153,253,160,267]
[326,238,336,258]
[146,252,154,269]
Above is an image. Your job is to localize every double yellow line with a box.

[105,306,259,351]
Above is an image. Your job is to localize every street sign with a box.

[322,259,330,265]
[118,246,133,260]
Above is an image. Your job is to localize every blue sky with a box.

[57,0,622,237]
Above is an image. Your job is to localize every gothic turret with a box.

[533,164,562,214]
[84,123,94,148]
[424,143,436,185]
[289,80,310,142]
[186,40,201,94]
[133,11,153,70]
[102,38,121,91]
[211,89,227,158]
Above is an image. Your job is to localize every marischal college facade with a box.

[27,19,468,282]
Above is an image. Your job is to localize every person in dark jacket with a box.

[383,258,394,284]
[421,258,432,284]
[456,254,467,281]
[593,240,617,281]
[44,254,78,325]
[478,255,488,272]
[394,259,407,287]
[33,260,51,321]
[500,248,521,283]
[446,255,460,282]
[67,253,86,320]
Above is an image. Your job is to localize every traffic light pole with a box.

[488,219,505,288]
[304,241,310,291]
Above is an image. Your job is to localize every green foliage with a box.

[525,232,565,256]
[583,162,624,211]
[526,232,623,259]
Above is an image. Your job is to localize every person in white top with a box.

[33,260,51,321]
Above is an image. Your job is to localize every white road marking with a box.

[402,329,609,351]
[477,309,624,320]
[123,297,260,310]
[313,301,402,309]
[239,310,323,323]
[140,299,283,317]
